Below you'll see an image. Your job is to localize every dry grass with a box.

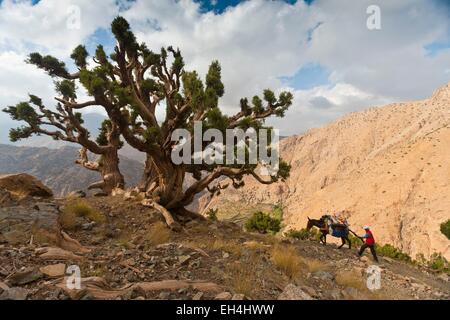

[60,200,106,230]
[302,258,327,273]
[211,238,242,256]
[116,232,134,249]
[244,240,267,251]
[227,261,256,297]
[145,222,171,246]
[270,245,302,278]
[31,226,57,245]
[335,270,367,291]
[59,209,78,230]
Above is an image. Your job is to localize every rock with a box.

[231,293,246,300]
[158,291,171,299]
[301,285,318,298]
[312,271,335,281]
[0,173,52,198]
[67,190,86,198]
[124,188,139,200]
[383,257,395,263]
[215,292,232,300]
[0,204,59,246]
[81,221,96,231]
[437,273,449,282]
[40,263,66,278]
[0,281,9,294]
[329,289,342,300]
[178,255,191,265]
[192,292,204,300]
[359,256,371,263]
[7,267,43,286]
[111,188,125,196]
[0,188,14,206]
[0,287,29,300]
[277,284,314,300]
[341,287,360,300]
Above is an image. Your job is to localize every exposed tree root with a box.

[141,199,182,232]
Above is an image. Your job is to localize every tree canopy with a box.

[3,16,293,229]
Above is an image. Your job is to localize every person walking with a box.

[357,226,379,262]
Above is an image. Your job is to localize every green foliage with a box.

[272,205,283,221]
[440,219,450,240]
[206,208,218,222]
[277,160,291,180]
[79,69,107,96]
[55,80,77,99]
[27,52,70,78]
[206,60,224,98]
[427,253,449,272]
[111,16,138,52]
[8,126,33,142]
[245,211,281,234]
[3,102,39,125]
[71,45,89,68]
[286,228,315,240]
[349,233,363,247]
[376,244,411,262]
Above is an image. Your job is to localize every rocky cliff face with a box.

[0,145,143,196]
[200,82,450,260]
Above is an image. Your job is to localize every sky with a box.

[0,0,449,143]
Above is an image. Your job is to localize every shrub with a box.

[286,228,312,240]
[376,244,411,262]
[270,245,302,278]
[272,205,283,221]
[440,220,450,240]
[206,208,218,221]
[349,234,363,247]
[428,253,449,272]
[245,211,281,234]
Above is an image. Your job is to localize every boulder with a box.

[0,173,53,198]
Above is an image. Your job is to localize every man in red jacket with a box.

[358,226,379,262]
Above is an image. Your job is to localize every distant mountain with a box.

[0,144,143,196]
[200,81,450,260]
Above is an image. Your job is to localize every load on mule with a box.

[306,213,351,249]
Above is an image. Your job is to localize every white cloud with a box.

[1,0,449,139]
[0,0,119,57]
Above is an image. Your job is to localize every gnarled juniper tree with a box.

[4,16,292,230]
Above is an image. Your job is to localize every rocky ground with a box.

[1,180,449,300]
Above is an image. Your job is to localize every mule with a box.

[306,217,351,249]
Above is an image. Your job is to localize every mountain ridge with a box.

[199,81,450,260]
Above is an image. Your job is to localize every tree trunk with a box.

[97,149,125,194]
[139,154,202,228]
[82,148,124,194]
